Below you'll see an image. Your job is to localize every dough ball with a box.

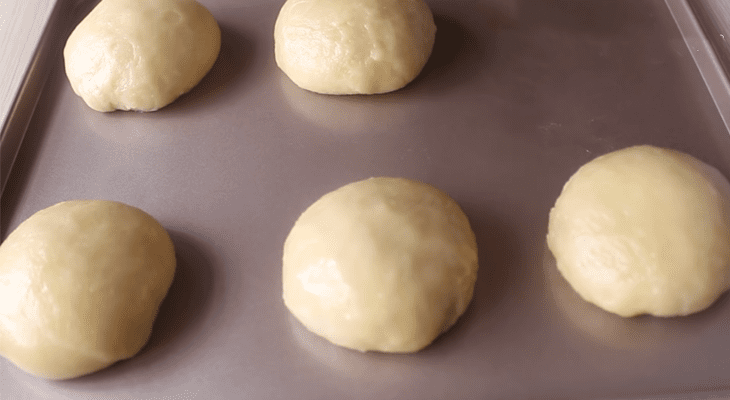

[63,0,221,112]
[0,200,176,379]
[274,0,437,95]
[283,177,478,353]
[547,145,730,317]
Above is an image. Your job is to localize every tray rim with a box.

[0,0,66,198]
[666,0,730,137]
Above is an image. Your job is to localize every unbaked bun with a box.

[283,177,478,352]
[0,200,176,379]
[64,0,221,112]
[274,0,436,94]
[547,145,730,317]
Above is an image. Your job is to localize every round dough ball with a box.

[283,177,478,353]
[274,0,437,95]
[547,145,730,317]
[63,0,221,112]
[0,200,176,379]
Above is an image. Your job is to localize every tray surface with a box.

[2,0,730,398]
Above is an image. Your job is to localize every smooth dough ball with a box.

[63,0,221,112]
[274,0,437,94]
[283,177,478,353]
[547,145,730,317]
[0,200,176,379]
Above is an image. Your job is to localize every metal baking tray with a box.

[2,0,730,398]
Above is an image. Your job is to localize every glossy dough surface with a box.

[283,177,478,352]
[63,0,221,112]
[274,0,436,94]
[0,200,176,379]
[547,145,730,317]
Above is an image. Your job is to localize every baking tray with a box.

[2,0,730,398]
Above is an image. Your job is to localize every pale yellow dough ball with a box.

[547,145,730,317]
[0,200,176,379]
[283,177,478,353]
[64,0,221,112]
[274,0,437,94]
